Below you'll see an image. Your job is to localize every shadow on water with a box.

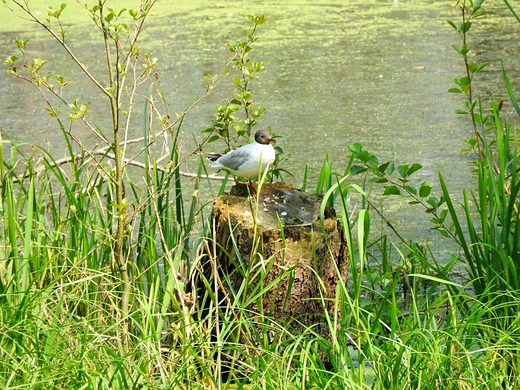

[0,0,519,260]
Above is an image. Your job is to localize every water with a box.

[0,0,519,258]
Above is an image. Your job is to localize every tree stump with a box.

[209,182,349,336]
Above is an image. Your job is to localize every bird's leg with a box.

[247,179,257,196]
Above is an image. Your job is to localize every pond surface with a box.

[1,0,519,259]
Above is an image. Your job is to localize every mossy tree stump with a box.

[209,182,349,335]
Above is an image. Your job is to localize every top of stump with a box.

[215,182,335,231]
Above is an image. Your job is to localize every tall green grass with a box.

[2,95,520,389]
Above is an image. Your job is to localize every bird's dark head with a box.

[255,130,276,145]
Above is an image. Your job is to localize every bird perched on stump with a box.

[207,130,276,180]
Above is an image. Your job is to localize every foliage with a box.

[440,97,520,327]
[447,0,488,157]
[202,14,266,146]
[3,0,170,337]
[200,14,289,182]
[344,0,520,386]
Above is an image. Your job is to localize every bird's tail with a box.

[204,152,222,162]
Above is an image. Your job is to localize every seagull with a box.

[207,130,276,179]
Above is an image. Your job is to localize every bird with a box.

[207,130,276,179]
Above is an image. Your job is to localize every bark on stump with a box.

[209,182,349,336]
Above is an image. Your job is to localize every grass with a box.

[3,124,519,388]
[1,0,520,388]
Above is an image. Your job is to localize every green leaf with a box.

[473,0,484,12]
[47,5,66,18]
[446,20,457,30]
[503,65,520,118]
[454,76,470,86]
[398,164,409,178]
[426,197,440,208]
[14,38,29,49]
[4,55,18,64]
[378,161,393,175]
[32,58,47,72]
[405,185,417,195]
[476,63,487,72]
[348,143,363,155]
[350,165,367,175]
[419,181,433,197]
[397,164,422,179]
[45,108,58,117]
[357,150,372,164]
[386,162,395,175]
[407,163,422,176]
[383,186,401,196]
[407,274,462,287]
[248,14,265,25]
[452,44,469,55]
[473,112,487,124]
[467,62,487,74]
[464,137,478,148]
[366,156,380,170]
[448,88,463,94]
[453,22,464,32]
[434,227,451,238]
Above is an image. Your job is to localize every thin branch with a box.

[9,0,112,100]
[8,147,231,184]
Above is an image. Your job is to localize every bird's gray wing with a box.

[216,147,251,171]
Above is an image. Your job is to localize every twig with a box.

[7,147,231,184]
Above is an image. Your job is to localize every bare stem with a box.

[95,0,131,340]
[460,1,484,158]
